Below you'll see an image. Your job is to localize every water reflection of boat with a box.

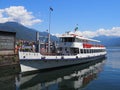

[17,58,106,90]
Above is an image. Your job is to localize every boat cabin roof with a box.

[59,33,100,43]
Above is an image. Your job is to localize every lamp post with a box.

[36,32,40,52]
[48,7,53,53]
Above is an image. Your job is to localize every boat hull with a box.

[20,55,106,73]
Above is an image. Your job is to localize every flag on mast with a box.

[74,24,78,31]
[50,7,53,11]
[74,27,78,31]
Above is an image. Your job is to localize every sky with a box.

[0,0,120,38]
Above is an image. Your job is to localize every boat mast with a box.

[48,7,53,53]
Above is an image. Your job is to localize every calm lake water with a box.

[0,47,120,90]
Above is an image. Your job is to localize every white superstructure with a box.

[57,32,106,56]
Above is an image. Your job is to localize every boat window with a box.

[87,49,89,53]
[75,38,84,42]
[84,49,86,53]
[61,37,75,42]
[75,48,79,54]
[80,49,84,53]
[70,48,79,55]
[75,38,80,42]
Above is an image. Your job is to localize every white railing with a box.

[19,51,106,60]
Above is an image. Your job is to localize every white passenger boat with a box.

[19,31,107,72]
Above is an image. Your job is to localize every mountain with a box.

[0,22,37,41]
[93,36,120,47]
[0,22,120,47]
[0,22,58,41]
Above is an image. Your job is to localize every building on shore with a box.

[0,30,16,55]
[0,30,19,66]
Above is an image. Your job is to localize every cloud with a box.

[96,27,120,37]
[54,27,120,38]
[0,6,42,26]
[76,27,120,38]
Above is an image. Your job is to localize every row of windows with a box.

[60,37,75,42]
[80,49,106,54]
[60,37,89,43]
